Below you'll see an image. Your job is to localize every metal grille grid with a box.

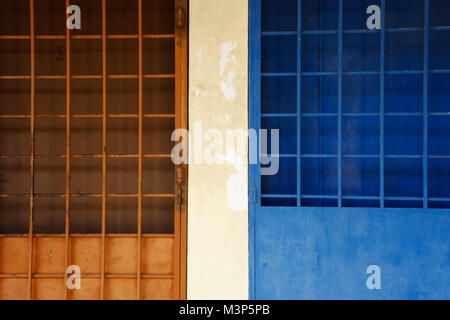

[0,0,187,300]
[257,0,450,208]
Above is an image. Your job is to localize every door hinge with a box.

[175,4,186,30]
[176,165,184,205]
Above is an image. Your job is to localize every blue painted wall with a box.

[254,206,450,299]
[249,0,450,299]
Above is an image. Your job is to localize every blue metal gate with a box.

[249,0,450,299]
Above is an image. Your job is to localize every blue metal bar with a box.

[430,69,450,74]
[261,72,297,77]
[297,195,450,202]
[385,155,422,159]
[302,30,338,35]
[386,70,423,75]
[430,26,450,31]
[302,72,337,76]
[301,113,337,117]
[297,0,302,207]
[298,26,450,35]
[248,0,261,300]
[302,112,381,117]
[261,194,297,199]
[342,154,379,158]
[343,113,379,117]
[343,28,379,34]
[301,70,429,76]
[385,112,422,116]
[300,195,382,200]
[337,0,343,207]
[428,155,450,159]
[385,196,423,201]
[261,31,297,36]
[301,195,338,199]
[387,27,423,33]
[429,113,450,116]
[301,154,338,158]
[429,197,450,201]
[303,27,421,35]
[261,154,297,158]
[308,71,416,76]
[343,71,379,75]
[380,0,386,208]
[300,154,426,159]
[261,113,297,118]
[423,0,429,209]
[343,196,380,200]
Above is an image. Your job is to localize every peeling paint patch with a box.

[219,41,237,76]
[220,70,236,100]
[220,41,238,101]
[223,148,246,212]
[196,48,204,59]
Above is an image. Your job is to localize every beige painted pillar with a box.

[187,0,249,299]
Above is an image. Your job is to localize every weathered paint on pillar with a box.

[188,0,249,299]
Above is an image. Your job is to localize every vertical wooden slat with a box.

[64,0,72,300]
[137,0,143,300]
[101,0,107,300]
[174,0,188,300]
[179,0,188,298]
[173,0,181,300]
[27,0,35,301]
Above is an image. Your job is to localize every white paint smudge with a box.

[219,41,237,76]
[220,70,236,100]
[196,48,204,59]
[222,148,246,212]
[219,41,238,101]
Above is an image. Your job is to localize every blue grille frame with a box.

[251,0,450,209]
[249,0,450,299]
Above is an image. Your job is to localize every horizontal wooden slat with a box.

[0,273,173,279]
[0,154,172,159]
[0,234,175,238]
[0,193,174,198]
[0,34,175,40]
[0,74,175,80]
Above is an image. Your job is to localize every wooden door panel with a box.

[0,0,187,300]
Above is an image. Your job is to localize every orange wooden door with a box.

[0,0,187,300]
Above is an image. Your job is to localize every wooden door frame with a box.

[174,0,188,300]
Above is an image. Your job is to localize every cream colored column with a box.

[188,0,249,299]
